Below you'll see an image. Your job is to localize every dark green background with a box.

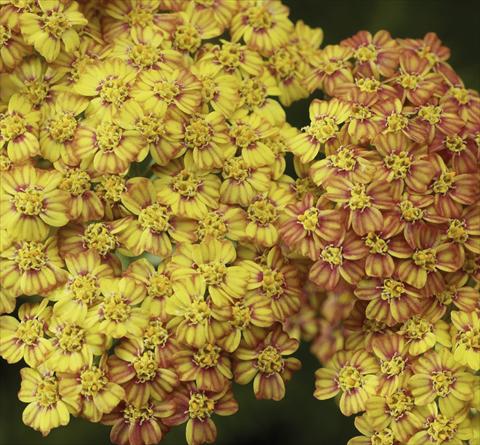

[1,1,479,444]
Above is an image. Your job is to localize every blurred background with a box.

[1,1,478,444]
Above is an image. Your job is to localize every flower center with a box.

[381,279,405,301]
[95,175,126,204]
[270,48,297,79]
[133,350,158,382]
[247,5,272,29]
[196,212,228,241]
[337,365,363,392]
[185,298,211,324]
[355,44,377,62]
[257,346,284,374]
[129,43,158,69]
[321,245,343,266]
[35,375,60,407]
[384,151,412,179]
[401,316,432,340]
[412,248,437,271]
[171,170,201,198]
[69,274,99,304]
[329,147,357,171]
[240,78,267,108]
[230,122,257,148]
[13,187,44,215]
[197,261,227,286]
[306,117,338,143]
[432,170,455,194]
[148,273,172,298]
[185,118,213,150]
[138,204,170,233]
[193,344,221,368]
[0,113,27,140]
[123,404,154,423]
[431,371,455,397]
[380,355,406,377]
[200,76,218,102]
[352,104,373,120]
[223,157,250,182]
[95,122,123,152]
[386,390,414,419]
[15,242,48,271]
[365,233,389,254]
[57,324,85,352]
[248,198,278,225]
[47,112,77,142]
[445,135,466,153]
[42,11,70,38]
[80,366,107,397]
[447,219,468,243]
[418,105,442,125]
[450,87,469,104]
[348,183,371,210]
[128,7,154,27]
[356,77,381,93]
[436,287,454,306]
[217,43,242,70]
[399,200,424,222]
[386,113,408,132]
[398,73,419,90]
[298,207,319,232]
[188,393,215,420]
[231,302,252,329]
[142,319,169,349]
[261,268,285,298]
[23,79,50,107]
[82,223,117,256]
[427,415,457,443]
[16,318,43,345]
[59,169,91,196]
[102,293,131,322]
[174,24,201,52]
[138,114,166,143]
[0,154,12,171]
[370,428,395,445]
[153,80,180,104]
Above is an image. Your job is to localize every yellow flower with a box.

[0,165,70,241]
[314,349,379,416]
[0,299,52,367]
[85,277,148,339]
[451,311,480,370]
[169,239,249,305]
[0,93,40,162]
[51,250,114,323]
[0,236,68,295]
[409,348,474,417]
[39,92,88,163]
[20,0,87,62]
[0,16,30,71]
[18,365,79,436]
[154,159,221,219]
[74,58,137,122]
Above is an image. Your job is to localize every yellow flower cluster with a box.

[279,31,480,445]
[0,1,322,444]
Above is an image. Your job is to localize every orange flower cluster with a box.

[281,30,480,444]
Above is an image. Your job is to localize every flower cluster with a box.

[280,30,480,444]
[0,1,323,444]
